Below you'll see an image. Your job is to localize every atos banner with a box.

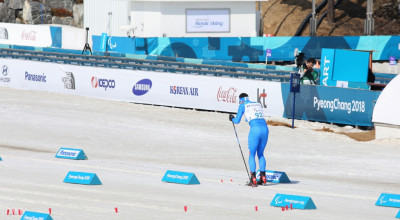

[63,171,102,185]
[20,211,53,220]
[56,148,87,160]
[375,193,400,208]
[162,170,200,185]
[270,193,317,209]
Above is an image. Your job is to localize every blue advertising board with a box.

[320,48,370,89]
[99,33,108,52]
[396,209,400,218]
[63,171,102,185]
[55,148,87,160]
[256,170,291,183]
[333,49,370,83]
[93,35,400,62]
[93,35,136,54]
[20,211,53,220]
[162,170,200,185]
[281,83,381,126]
[375,193,400,208]
[270,193,316,209]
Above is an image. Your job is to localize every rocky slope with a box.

[262,0,400,36]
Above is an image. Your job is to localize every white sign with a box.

[336,80,348,88]
[186,9,230,33]
[0,58,285,117]
[0,23,52,47]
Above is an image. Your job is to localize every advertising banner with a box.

[0,57,382,126]
[270,193,316,209]
[0,58,284,117]
[281,83,381,126]
[375,193,400,208]
[186,9,230,33]
[0,23,53,47]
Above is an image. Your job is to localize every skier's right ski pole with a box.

[231,121,251,180]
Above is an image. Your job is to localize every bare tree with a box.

[327,0,335,25]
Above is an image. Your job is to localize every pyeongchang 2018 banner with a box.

[281,83,381,126]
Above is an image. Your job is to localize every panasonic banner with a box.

[186,9,230,33]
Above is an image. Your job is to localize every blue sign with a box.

[21,211,53,220]
[256,170,291,183]
[132,79,152,96]
[390,56,396,65]
[375,193,400,208]
[162,170,200,185]
[290,73,300,93]
[99,33,108,52]
[92,35,400,62]
[396,209,400,218]
[266,49,272,57]
[320,48,335,86]
[63,171,102,185]
[281,83,381,126]
[55,148,87,160]
[270,193,316,209]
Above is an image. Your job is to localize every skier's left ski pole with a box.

[231,121,251,180]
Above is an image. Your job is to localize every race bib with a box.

[244,103,264,121]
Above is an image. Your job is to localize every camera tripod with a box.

[82,27,92,55]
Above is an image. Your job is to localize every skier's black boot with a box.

[257,171,267,185]
[246,172,258,187]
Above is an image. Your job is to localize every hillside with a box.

[262,0,400,36]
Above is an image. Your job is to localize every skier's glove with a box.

[229,114,234,121]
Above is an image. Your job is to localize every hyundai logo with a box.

[2,65,8,76]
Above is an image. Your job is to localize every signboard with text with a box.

[186,9,230,33]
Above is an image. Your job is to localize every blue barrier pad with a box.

[21,211,53,220]
[55,148,87,160]
[63,171,102,185]
[162,170,200,185]
[256,170,291,183]
[375,193,400,208]
[396,210,400,218]
[270,193,316,209]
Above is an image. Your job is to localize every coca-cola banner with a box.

[0,57,285,117]
[0,22,53,47]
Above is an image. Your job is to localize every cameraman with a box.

[300,58,319,85]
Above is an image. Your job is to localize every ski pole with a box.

[231,121,251,180]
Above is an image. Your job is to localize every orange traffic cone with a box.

[315,60,320,69]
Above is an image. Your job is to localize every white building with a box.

[84,0,268,38]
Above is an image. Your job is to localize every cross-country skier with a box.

[229,93,269,186]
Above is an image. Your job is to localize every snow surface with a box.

[0,87,399,220]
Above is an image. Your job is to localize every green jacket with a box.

[300,69,319,85]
